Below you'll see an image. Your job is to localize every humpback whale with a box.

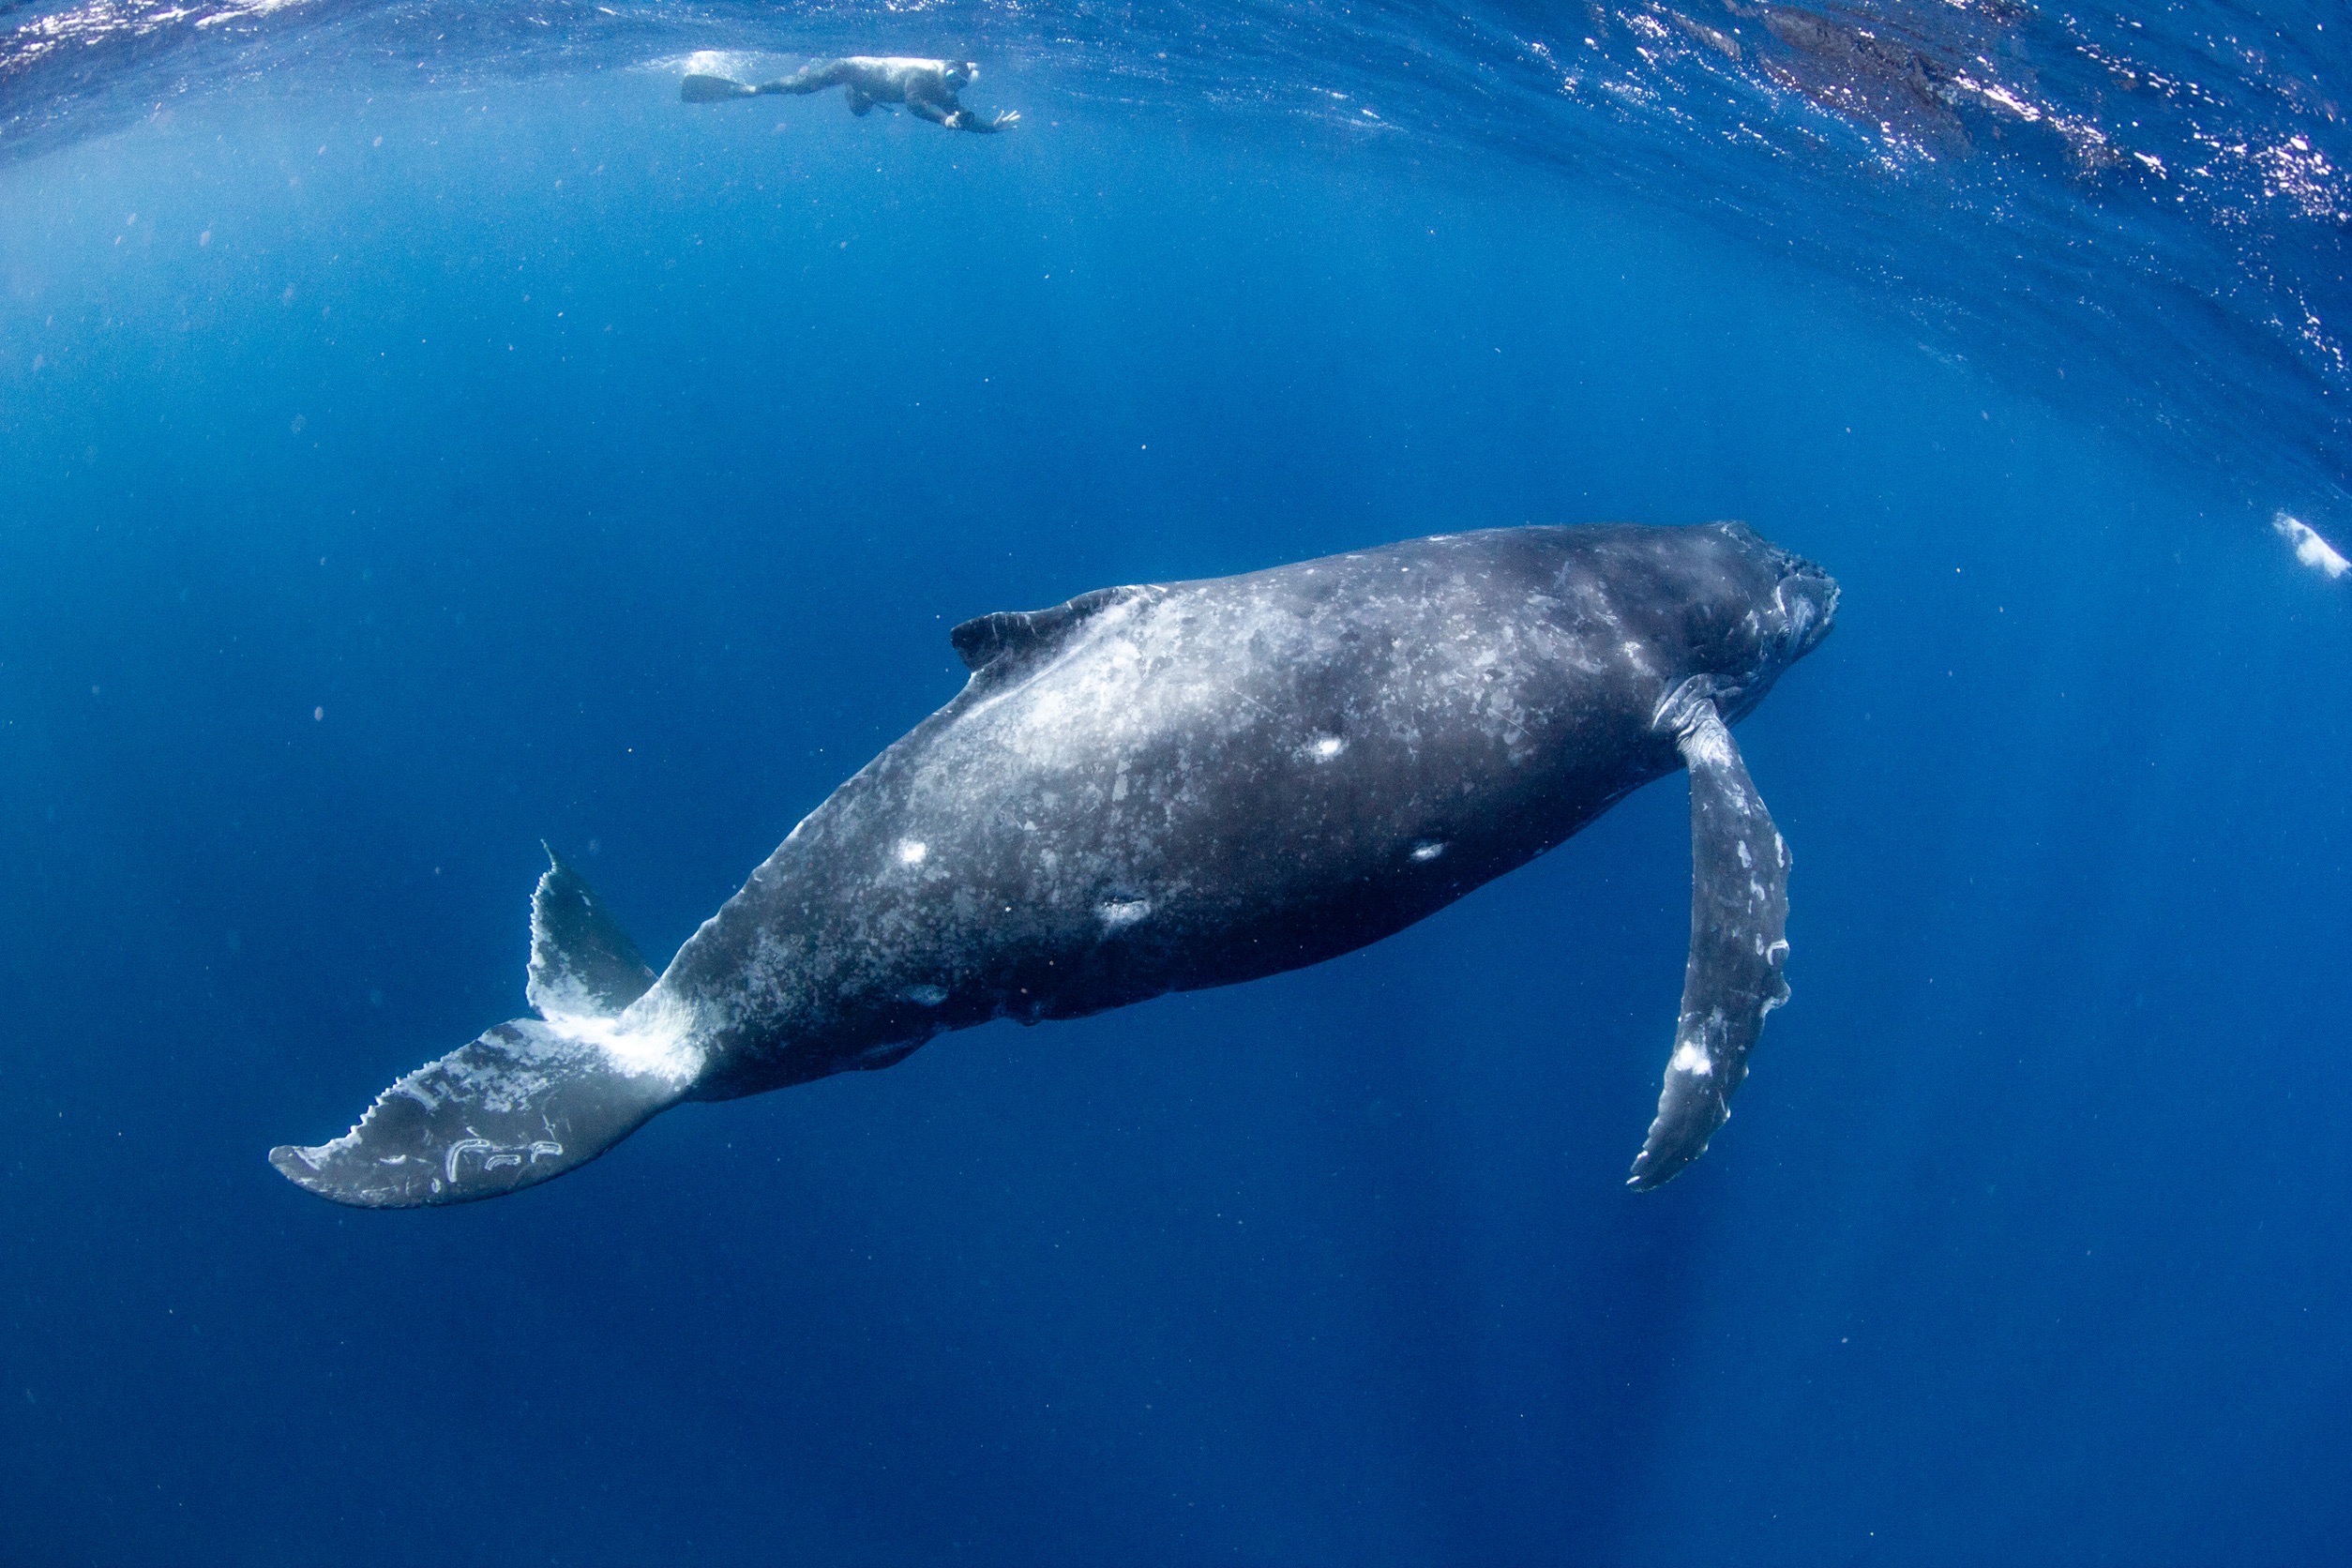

[271,522,1836,1207]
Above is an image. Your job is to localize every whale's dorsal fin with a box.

[528,845,657,1022]
[1627,682,1792,1191]
[950,585,1140,676]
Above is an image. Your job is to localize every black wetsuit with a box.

[758,56,1013,132]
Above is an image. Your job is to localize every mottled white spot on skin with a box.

[1680,714,1734,769]
[1670,1042,1712,1076]
[1098,898,1152,931]
[1410,839,1446,863]
[571,994,706,1083]
[896,838,928,867]
[903,984,947,1006]
[1737,839,1753,869]
[1309,734,1346,761]
[1621,640,1653,675]
[2275,513,2349,580]
[1774,580,1817,643]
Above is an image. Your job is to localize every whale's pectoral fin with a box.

[528,845,656,1023]
[1628,687,1792,1191]
[270,1018,687,1208]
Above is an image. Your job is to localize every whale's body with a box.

[272,524,1836,1208]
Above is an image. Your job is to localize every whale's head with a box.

[945,60,977,89]
[1647,520,1837,727]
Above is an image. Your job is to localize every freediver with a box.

[682,57,1018,133]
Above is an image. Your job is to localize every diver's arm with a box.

[906,96,952,127]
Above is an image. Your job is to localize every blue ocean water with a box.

[2,4,2348,1564]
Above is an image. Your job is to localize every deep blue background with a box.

[3,71,2348,1564]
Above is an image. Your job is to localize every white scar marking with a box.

[1670,1042,1712,1076]
[1410,839,1446,862]
[1098,898,1152,931]
[2275,513,2349,580]
[896,838,928,867]
[1309,734,1346,761]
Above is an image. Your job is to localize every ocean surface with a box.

[2,3,2347,1563]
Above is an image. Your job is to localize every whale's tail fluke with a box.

[269,850,700,1209]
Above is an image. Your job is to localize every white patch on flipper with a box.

[896,838,928,867]
[1098,898,1152,931]
[2275,513,2350,580]
[1670,1042,1712,1076]
[1737,840,1753,869]
[1681,716,1734,770]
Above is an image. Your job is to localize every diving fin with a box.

[1627,683,1792,1191]
[270,853,695,1209]
[681,73,757,103]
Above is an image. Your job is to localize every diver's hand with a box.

[949,108,1018,133]
[988,110,1020,131]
